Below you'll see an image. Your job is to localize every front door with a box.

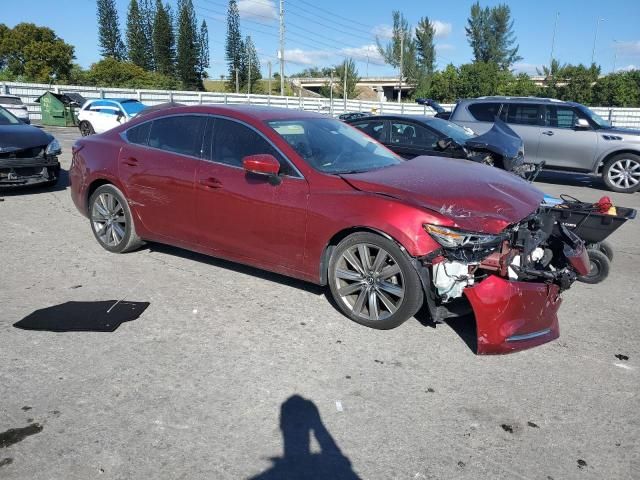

[537,105,599,171]
[118,115,207,243]
[196,117,309,271]
[388,120,442,159]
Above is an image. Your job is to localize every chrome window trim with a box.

[120,113,305,180]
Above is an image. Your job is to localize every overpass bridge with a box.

[291,77,414,101]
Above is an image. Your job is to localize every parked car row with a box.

[68,104,596,354]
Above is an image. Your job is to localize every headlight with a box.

[45,138,61,156]
[424,224,505,248]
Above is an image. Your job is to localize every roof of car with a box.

[461,96,568,104]
[0,94,21,99]
[129,104,327,122]
[344,114,444,125]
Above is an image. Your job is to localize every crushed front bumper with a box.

[0,156,60,187]
[464,275,561,354]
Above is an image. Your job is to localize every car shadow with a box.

[534,170,606,191]
[13,300,149,332]
[248,395,361,480]
[145,243,326,296]
[414,305,478,354]
[0,168,69,196]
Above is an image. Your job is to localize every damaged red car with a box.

[69,106,589,354]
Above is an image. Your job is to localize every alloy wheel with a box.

[91,192,127,247]
[607,158,640,190]
[333,243,405,321]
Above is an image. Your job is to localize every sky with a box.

[2,0,640,79]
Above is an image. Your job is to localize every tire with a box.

[598,240,614,262]
[328,232,423,329]
[89,184,142,253]
[577,249,610,284]
[602,153,640,193]
[79,121,95,137]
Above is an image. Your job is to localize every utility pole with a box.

[329,69,334,115]
[343,61,347,111]
[279,0,285,96]
[549,12,559,73]
[398,34,404,103]
[366,54,369,77]
[235,67,239,94]
[268,61,272,96]
[247,40,251,95]
[591,17,604,65]
[612,39,619,73]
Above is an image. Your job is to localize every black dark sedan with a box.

[345,114,534,176]
[0,107,61,187]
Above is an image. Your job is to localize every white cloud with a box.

[238,0,276,21]
[432,20,452,39]
[284,49,331,66]
[512,62,543,75]
[435,43,455,52]
[616,64,638,72]
[340,45,385,65]
[372,24,394,39]
[616,41,640,56]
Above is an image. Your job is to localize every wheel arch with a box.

[318,226,405,286]
[595,148,640,174]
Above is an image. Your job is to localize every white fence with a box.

[3,80,640,128]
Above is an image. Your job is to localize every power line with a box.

[295,0,377,30]
[286,2,375,41]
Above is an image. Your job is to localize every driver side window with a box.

[391,122,438,147]
[205,118,296,176]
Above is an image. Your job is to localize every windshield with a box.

[0,106,20,125]
[575,104,611,129]
[120,100,145,116]
[0,96,23,106]
[430,119,475,144]
[267,118,401,174]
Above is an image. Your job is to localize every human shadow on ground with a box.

[13,300,149,332]
[248,395,361,480]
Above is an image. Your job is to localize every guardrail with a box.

[2,81,639,128]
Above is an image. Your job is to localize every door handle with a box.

[200,177,222,189]
[122,157,139,166]
[542,130,554,136]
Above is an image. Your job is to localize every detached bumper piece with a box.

[0,156,60,187]
[464,275,561,354]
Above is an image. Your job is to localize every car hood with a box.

[0,124,52,152]
[340,156,543,234]
[463,118,523,160]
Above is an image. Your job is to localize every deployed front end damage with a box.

[422,208,590,354]
[0,145,61,187]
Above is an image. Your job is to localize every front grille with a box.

[0,145,46,159]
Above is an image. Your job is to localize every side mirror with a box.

[574,118,590,129]
[116,111,125,122]
[242,154,280,176]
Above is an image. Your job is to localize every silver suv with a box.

[448,96,640,193]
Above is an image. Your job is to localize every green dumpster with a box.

[35,91,85,127]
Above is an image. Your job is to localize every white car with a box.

[77,98,145,136]
[0,94,30,124]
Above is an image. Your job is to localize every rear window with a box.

[505,103,540,126]
[126,122,152,145]
[0,96,23,105]
[148,115,207,157]
[468,102,502,122]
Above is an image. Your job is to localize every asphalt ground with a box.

[1,126,638,480]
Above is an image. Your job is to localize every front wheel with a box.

[577,249,610,284]
[328,232,423,330]
[602,154,640,193]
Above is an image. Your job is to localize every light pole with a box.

[235,67,239,94]
[591,17,604,65]
[343,61,347,112]
[549,12,559,73]
[612,39,619,73]
[268,61,272,96]
[398,34,404,103]
[329,69,334,115]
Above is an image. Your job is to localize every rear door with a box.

[118,115,207,243]
[501,103,543,164]
[349,119,389,145]
[388,120,442,159]
[195,117,309,271]
[456,102,503,134]
[537,105,599,170]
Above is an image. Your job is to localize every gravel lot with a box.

[1,126,638,480]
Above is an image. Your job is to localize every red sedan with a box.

[70,105,589,354]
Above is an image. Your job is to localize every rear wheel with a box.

[577,249,610,284]
[79,121,95,137]
[602,153,640,193]
[89,184,142,253]
[328,232,423,330]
